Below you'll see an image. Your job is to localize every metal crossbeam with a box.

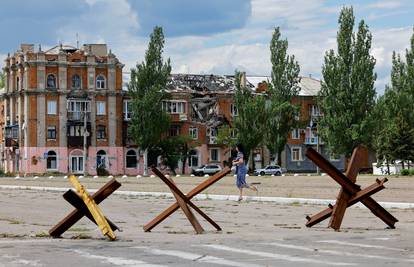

[144,167,231,233]
[305,147,398,230]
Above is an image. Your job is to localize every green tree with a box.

[155,136,188,175]
[0,71,5,88]
[266,27,301,165]
[374,29,414,169]
[233,71,267,169]
[128,26,172,175]
[216,125,238,167]
[319,7,377,157]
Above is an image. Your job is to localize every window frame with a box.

[47,100,57,115]
[291,128,300,139]
[46,150,58,170]
[291,147,302,162]
[125,149,138,168]
[96,125,106,140]
[96,101,106,115]
[46,74,57,89]
[72,74,81,89]
[210,148,220,162]
[189,127,198,140]
[47,126,57,140]
[96,75,106,90]
[123,100,132,120]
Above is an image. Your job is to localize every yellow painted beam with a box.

[69,175,116,240]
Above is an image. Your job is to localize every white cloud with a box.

[49,0,412,95]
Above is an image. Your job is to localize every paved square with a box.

[0,187,413,266]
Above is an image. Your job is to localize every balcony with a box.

[67,122,91,147]
[67,112,91,121]
[5,125,19,147]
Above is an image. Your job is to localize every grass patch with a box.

[35,231,50,238]
[0,218,24,224]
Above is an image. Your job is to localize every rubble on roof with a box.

[166,74,254,93]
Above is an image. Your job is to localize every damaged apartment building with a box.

[164,74,246,172]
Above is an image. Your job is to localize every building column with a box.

[37,95,45,147]
[108,96,116,147]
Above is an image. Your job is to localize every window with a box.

[16,77,20,90]
[231,103,238,117]
[123,100,132,120]
[189,150,199,167]
[291,128,300,139]
[67,100,90,120]
[72,74,81,89]
[47,74,56,89]
[96,75,106,89]
[231,128,237,139]
[291,147,302,161]
[169,125,180,137]
[210,148,220,162]
[97,125,106,139]
[189,127,198,139]
[96,101,106,115]
[46,151,57,170]
[311,105,321,117]
[47,126,56,140]
[47,100,57,115]
[162,101,186,114]
[126,150,137,168]
[96,150,106,168]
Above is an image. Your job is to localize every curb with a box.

[1,185,413,209]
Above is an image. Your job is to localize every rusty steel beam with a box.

[144,167,231,232]
[306,178,388,227]
[306,147,398,229]
[49,178,121,238]
[149,167,222,233]
[329,145,364,230]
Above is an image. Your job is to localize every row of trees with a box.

[320,7,414,168]
[127,6,414,175]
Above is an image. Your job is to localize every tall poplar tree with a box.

[0,71,5,88]
[233,71,267,168]
[319,7,377,157]
[266,27,301,165]
[373,29,414,168]
[128,26,171,175]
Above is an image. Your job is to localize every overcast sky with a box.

[1,0,413,94]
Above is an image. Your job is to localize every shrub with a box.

[96,166,109,176]
[400,169,410,176]
[410,169,414,176]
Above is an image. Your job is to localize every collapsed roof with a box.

[166,74,255,94]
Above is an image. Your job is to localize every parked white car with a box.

[192,164,222,176]
[254,165,283,176]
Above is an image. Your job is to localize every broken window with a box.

[162,101,186,114]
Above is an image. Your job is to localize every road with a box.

[0,187,413,266]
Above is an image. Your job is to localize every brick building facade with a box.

[1,43,346,176]
[0,43,129,175]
